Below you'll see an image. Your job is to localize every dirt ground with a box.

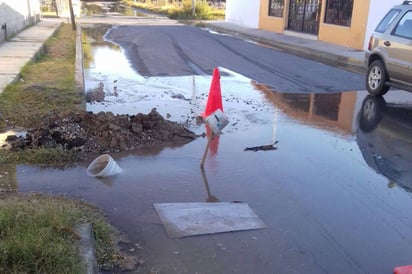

[4,109,199,153]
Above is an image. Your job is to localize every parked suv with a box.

[365,1,412,96]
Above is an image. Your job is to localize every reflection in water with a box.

[356,95,412,193]
[82,25,120,71]
[253,82,357,136]
[201,168,220,202]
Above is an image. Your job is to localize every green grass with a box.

[0,23,84,132]
[0,194,118,273]
[0,147,82,166]
[122,0,225,20]
[0,23,85,165]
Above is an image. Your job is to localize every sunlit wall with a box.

[0,0,41,42]
[225,0,260,28]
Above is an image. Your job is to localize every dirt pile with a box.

[4,109,198,153]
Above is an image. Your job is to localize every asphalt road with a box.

[104,23,364,93]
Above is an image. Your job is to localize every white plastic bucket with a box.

[205,109,229,134]
[86,154,121,177]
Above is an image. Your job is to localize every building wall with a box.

[225,0,260,28]
[0,0,41,43]
[319,0,400,50]
[259,0,285,33]
[257,0,403,50]
[318,0,370,49]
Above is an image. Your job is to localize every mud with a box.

[3,109,198,153]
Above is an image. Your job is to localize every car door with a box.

[386,11,412,84]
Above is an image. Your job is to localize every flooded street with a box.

[3,13,412,273]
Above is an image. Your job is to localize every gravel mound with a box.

[4,109,198,153]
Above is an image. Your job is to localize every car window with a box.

[393,11,412,39]
[376,9,401,33]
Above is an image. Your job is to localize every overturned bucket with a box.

[86,154,121,177]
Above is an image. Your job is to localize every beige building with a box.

[227,0,401,50]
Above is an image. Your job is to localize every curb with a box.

[76,223,99,274]
[75,23,86,110]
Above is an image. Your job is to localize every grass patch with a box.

[122,0,225,20]
[0,23,84,131]
[0,147,82,166]
[0,23,85,165]
[0,193,119,273]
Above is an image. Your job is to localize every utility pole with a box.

[191,0,196,17]
[68,0,76,31]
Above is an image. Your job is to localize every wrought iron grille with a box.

[324,0,353,27]
[287,0,321,34]
[269,0,285,17]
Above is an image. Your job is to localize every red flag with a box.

[203,68,223,118]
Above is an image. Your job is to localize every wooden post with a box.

[200,133,213,169]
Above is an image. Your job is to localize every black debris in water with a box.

[244,141,279,152]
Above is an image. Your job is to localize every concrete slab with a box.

[154,202,266,238]
[0,75,17,88]
[76,223,99,274]
[0,19,62,93]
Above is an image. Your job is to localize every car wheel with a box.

[366,60,390,96]
[359,95,386,132]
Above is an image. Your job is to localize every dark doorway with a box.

[287,0,321,35]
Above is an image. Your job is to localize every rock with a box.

[85,83,105,103]
[131,122,143,133]
[108,124,122,132]
[5,135,17,142]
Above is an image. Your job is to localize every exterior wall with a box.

[256,0,403,50]
[225,0,260,28]
[318,0,370,50]
[55,0,81,18]
[259,0,285,33]
[0,0,41,43]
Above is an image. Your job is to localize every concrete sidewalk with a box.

[0,18,63,93]
[203,21,366,74]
